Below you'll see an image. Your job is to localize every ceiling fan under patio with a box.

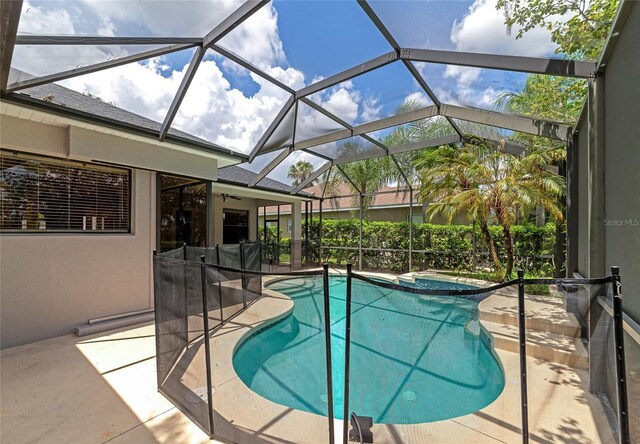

[219,193,241,202]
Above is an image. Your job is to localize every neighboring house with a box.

[0,73,308,348]
[258,183,469,238]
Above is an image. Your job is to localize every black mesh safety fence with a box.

[206,266,335,444]
[185,246,218,264]
[521,277,613,444]
[157,246,184,260]
[260,240,321,273]
[154,249,335,441]
[589,277,640,444]
[241,241,262,305]
[154,251,633,444]
[153,254,213,436]
[341,269,632,444]
[217,243,242,269]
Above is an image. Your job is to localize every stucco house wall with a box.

[0,105,222,348]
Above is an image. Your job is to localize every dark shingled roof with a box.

[5,69,244,160]
[217,165,294,193]
[6,70,300,196]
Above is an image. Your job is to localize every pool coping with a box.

[208,272,613,444]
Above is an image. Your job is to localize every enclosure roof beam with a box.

[335,165,361,195]
[159,46,205,141]
[249,147,292,187]
[361,134,388,153]
[14,36,202,45]
[294,105,438,151]
[1,0,22,91]
[202,0,270,49]
[291,161,332,194]
[388,134,462,155]
[211,43,295,94]
[359,105,439,134]
[330,134,462,166]
[160,1,268,142]
[295,50,398,98]
[356,0,401,49]
[357,1,446,111]
[321,165,333,199]
[441,103,573,141]
[6,43,196,92]
[390,154,411,187]
[300,97,353,130]
[402,48,597,78]
[333,150,384,166]
[302,148,333,162]
[467,136,527,156]
[249,94,295,161]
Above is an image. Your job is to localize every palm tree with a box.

[287,160,314,187]
[417,141,504,275]
[417,136,564,278]
[334,140,391,217]
[496,77,571,274]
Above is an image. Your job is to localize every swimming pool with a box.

[233,276,504,425]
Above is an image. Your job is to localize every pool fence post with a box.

[152,250,161,390]
[240,241,247,309]
[611,266,630,444]
[409,187,413,272]
[517,269,529,444]
[343,263,353,444]
[200,256,215,437]
[322,263,335,444]
[319,198,324,266]
[472,221,477,272]
[216,245,224,322]
[359,195,363,271]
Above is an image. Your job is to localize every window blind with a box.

[0,152,130,232]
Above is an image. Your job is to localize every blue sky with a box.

[12,0,566,185]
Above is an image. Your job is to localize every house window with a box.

[0,151,130,233]
[287,218,292,233]
[407,213,423,224]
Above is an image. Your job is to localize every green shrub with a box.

[304,218,558,276]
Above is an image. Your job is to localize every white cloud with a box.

[18,1,75,34]
[77,0,244,37]
[443,66,482,88]
[450,0,558,57]
[13,0,379,158]
[403,91,431,107]
[438,0,566,110]
[361,97,382,122]
[313,83,360,123]
[218,5,286,70]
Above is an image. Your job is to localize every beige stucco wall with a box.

[211,194,258,246]
[0,169,156,348]
[259,206,470,237]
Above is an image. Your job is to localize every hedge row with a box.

[260,219,559,275]
[308,219,558,274]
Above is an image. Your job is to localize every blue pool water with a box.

[233,276,504,424]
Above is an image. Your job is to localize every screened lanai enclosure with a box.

[1,0,639,443]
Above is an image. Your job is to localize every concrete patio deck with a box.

[0,276,616,444]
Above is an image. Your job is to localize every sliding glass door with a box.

[159,174,207,252]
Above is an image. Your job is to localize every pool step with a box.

[479,293,581,338]
[481,320,588,369]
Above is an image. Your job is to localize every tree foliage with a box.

[416,137,564,278]
[498,0,619,60]
[287,160,314,187]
